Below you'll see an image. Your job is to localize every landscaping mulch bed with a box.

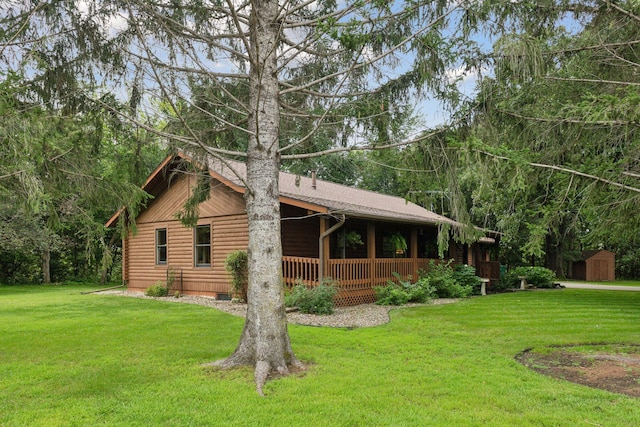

[517,344,640,397]
[101,290,458,328]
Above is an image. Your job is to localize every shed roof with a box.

[581,250,615,261]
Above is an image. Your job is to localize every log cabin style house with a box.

[107,152,499,306]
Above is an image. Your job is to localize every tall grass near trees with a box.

[1,284,640,426]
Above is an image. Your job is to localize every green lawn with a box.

[2,284,639,426]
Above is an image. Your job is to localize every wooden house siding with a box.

[125,214,249,296]
[136,174,190,224]
[137,173,246,224]
[124,172,249,297]
[281,205,320,258]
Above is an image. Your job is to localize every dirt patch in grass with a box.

[517,343,640,397]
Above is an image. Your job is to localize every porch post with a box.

[122,236,128,284]
[367,222,375,288]
[367,222,376,259]
[410,227,418,277]
[318,215,344,284]
[410,228,418,258]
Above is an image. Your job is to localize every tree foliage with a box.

[0,72,159,283]
[463,1,640,276]
[344,1,640,277]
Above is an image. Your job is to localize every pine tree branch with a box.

[545,76,640,87]
[605,0,640,23]
[487,39,640,63]
[280,1,367,29]
[224,0,253,66]
[281,127,448,160]
[278,34,369,154]
[496,109,640,127]
[0,170,24,180]
[603,44,640,69]
[125,50,248,79]
[474,150,640,195]
[136,2,251,62]
[0,2,46,58]
[279,3,460,96]
[94,95,247,159]
[125,0,253,156]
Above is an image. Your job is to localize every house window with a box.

[156,228,167,265]
[194,224,211,267]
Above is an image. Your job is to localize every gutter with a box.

[318,213,346,283]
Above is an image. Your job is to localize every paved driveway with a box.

[558,282,640,292]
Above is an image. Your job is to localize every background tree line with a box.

[0,75,163,284]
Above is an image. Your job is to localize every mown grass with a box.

[1,284,640,426]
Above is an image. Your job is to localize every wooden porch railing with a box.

[282,257,434,286]
[327,258,433,289]
[282,256,319,287]
[282,256,437,305]
[282,256,502,306]
[476,261,501,281]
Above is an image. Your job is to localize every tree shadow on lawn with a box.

[516,343,640,397]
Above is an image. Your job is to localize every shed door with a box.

[593,260,609,281]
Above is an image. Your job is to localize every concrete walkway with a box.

[558,282,640,292]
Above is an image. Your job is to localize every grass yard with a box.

[1,284,640,426]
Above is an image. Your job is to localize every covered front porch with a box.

[280,205,500,306]
[282,256,500,306]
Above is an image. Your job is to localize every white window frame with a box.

[194,224,211,267]
[155,228,168,265]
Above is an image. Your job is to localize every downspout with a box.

[318,213,346,283]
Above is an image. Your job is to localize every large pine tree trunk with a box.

[210,0,302,395]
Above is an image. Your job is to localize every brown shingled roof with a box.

[107,153,468,229]
[204,155,458,227]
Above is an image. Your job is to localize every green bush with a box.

[145,281,169,297]
[284,283,304,307]
[224,250,248,302]
[501,266,557,289]
[520,266,556,288]
[374,262,482,305]
[491,277,515,292]
[420,260,474,298]
[453,264,482,294]
[406,277,435,303]
[285,279,337,315]
[374,284,411,305]
[374,273,435,306]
